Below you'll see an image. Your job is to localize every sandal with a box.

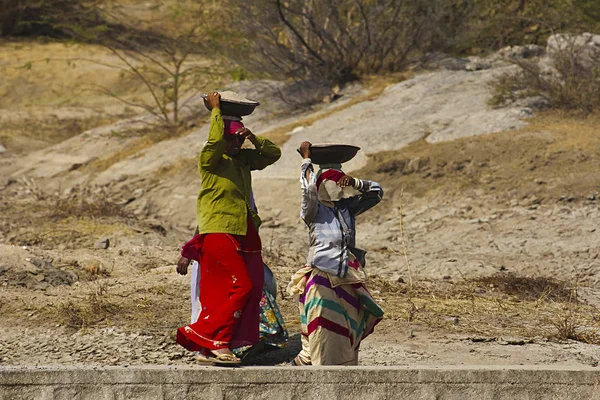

[195,354,214,364]
[195,352,241,366]
[212,353,241,365]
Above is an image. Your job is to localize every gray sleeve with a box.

[348,179,384,216]
[300,159,319,223]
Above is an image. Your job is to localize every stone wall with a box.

[1,366,600,400]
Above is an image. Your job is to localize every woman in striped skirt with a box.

[288,141,384,366]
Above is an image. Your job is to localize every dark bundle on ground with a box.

[473,274,575,302]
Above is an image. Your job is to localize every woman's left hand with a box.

[337,175,355,188]
[176,256,191,275]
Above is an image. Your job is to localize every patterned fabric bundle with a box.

[233,290,289,358]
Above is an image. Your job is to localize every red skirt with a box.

[176,217,264,352]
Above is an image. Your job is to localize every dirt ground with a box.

[2,111,600,368]
[1,33,600,367]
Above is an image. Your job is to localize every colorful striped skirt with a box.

[289,267,384,365]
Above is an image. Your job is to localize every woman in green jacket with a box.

[176,92,281,364]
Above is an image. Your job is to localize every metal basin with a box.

[202,94,260,117]
[299,144,361,164]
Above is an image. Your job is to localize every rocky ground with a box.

[1,40,600,368]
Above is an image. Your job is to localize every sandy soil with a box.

[2,116,600,368]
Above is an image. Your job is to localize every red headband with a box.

[316,169,346,190]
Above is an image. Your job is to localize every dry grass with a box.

[0,41,145,109]
[5,239,598,344]
[51,197,129,220]
[54,280,120,329]
[357,112,600,203]
[370,273,600,344]
[0,182,139,249]
[43,190,137,246]
[12,218,137,249]
[82,260,112,280]
[0,39,227,157]
[0,41,222,110]
[546,306,600,344]
[0,114,119,154]
[38,278,189,333]
[474,274,573,302]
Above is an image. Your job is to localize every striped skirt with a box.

[289,267,384,365]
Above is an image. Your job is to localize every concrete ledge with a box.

[1,365,600,400]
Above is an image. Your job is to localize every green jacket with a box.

[196,108,281,235]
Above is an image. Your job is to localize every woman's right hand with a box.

[299,141,312,158]
[206,91,221,109]
[176,256,192,275]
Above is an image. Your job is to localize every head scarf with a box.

[224,119,244,136]
[316,169,360,208]
[316,169,346,190]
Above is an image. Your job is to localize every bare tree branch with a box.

[275,0,326,65]
[85,84,166,123]
[104,45,171,123]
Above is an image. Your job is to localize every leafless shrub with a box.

[56,301,88,329]
[225,0,473,86]
[545,305,600,344]
[82,260,112,280]
[10,2,222,129]
[76,6,217,129]
[20,177,46,201]
[490,33,600,114]
[55,279,119,329]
